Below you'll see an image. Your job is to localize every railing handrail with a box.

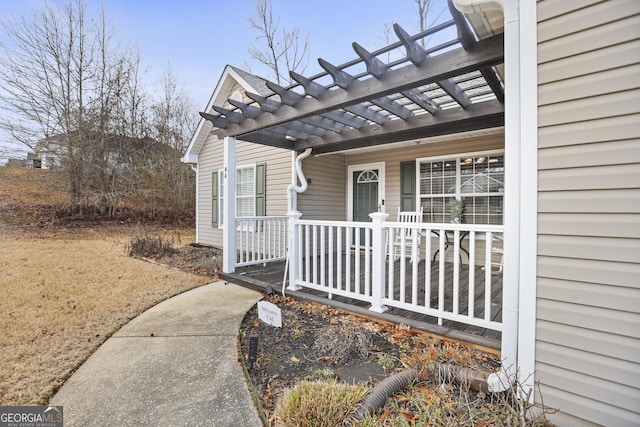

[295,219,375,228]
[293,217,503,233]
[236,215,288,221]
[385,221,504,233]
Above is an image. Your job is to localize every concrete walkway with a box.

[51,281,264,427]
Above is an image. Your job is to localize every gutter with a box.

[452,0,519,393]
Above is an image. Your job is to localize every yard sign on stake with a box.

[258,301,282,327]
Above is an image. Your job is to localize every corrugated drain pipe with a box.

[353,364,500,420]
[353,369,419,421]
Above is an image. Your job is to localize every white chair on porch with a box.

[491,233,504,272]
[391,207,423,263]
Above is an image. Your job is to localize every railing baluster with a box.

[304,224,311,282]
[296,225,306,282]
[313,224,318,284]
[346,226,352,294]
[399,228,406,303]
[265,219,270,260]
[388,227,395,301]
[365,227,371,297]
[320,225,326,288]
[425,229,432,309]
[355,226,361,295]
[485,232,493,323]
[411,225,419,305]
[337,227,342,291]
[453,229,460,316]
[328,226,334,294]
[468,231,476,318]
[438,230,446,326]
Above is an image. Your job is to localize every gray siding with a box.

[298,154,347,220]
[537,1,640,425]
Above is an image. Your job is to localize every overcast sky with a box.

[0,0,451,162]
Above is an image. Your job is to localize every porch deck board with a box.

[225,255,502,349]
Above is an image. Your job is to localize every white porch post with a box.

[369,212,389,313]
[287,211,302,290]
[222,136,236,274]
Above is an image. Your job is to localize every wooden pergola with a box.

[200,1,504,155]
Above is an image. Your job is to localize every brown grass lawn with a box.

[0,167,208,404]
[0,228,208,405]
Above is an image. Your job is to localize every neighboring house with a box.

[183,1,639,426]
[34,137,64,169]
[35,132,172,171]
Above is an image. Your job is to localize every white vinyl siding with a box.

[297,154,347,221]
[536,1,640,426]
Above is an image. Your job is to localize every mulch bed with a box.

[238,294,410,423]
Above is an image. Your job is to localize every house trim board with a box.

[517,0,539,396]
[223,136,236,273]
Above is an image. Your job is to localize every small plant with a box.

[449,198,465,223]
[292,328,304,340]
[275,380,368,427]
[377,354,394,370]
[304,368,335,381]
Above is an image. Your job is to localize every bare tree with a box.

[247,0,310,85]
[0,0,148,215]
[415,0,433,35]
[146,67,197,221]
[414,0,447,46]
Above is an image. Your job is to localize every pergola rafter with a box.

[200,0,504,154]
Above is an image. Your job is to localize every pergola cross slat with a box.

[200,2,504,154]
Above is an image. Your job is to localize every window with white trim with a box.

[213,163,265,228]
[419,153,504,225]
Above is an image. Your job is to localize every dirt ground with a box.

[238,293,506,425]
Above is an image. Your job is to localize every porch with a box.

[222,215,503,350]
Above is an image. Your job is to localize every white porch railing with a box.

[288,212,504,332]
[290,219,376,305]
[236,216,288,267]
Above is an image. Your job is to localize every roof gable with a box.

[182,66,273,163]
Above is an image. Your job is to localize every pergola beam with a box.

[224,34,503,139]
[240,99,504,154]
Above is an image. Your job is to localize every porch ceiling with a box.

[200,1,504,155]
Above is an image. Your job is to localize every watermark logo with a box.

[0,406,63,427]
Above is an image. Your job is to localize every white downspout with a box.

[282,148,313,294]
[287,148,313,212]
[453,0,520,393]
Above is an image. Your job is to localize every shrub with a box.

[126,232,177,258]
[275,381,368,427]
